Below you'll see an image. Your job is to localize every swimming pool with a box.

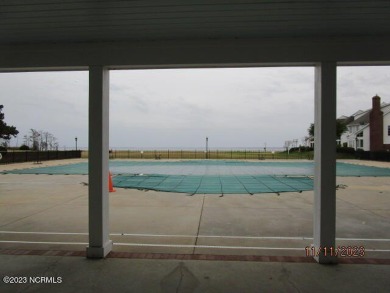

[3,160,390,195]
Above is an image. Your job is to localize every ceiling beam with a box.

[1,36,390,71]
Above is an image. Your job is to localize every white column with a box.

[313,62,337,264]
[86,66,113,258]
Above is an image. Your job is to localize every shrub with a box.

[336,146,355,154]
[19,144,30,150]
[289,146,313,152]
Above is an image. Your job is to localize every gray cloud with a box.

[1,67,389,149]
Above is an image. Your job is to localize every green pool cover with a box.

[113,174,313,195]
[3,160,390,195]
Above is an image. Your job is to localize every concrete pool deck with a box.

[0,159,389,291]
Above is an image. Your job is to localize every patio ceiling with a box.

[1,0,390,45]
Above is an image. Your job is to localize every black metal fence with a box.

[97,149,313,160]
[0,150,82,164]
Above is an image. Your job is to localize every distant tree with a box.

[0,105,19,148]
[24,128,58,151]
[0,105,19,144]
[30,129,40,151]
[308,123,314,137]
[336,121,348,139]
[23,134,29,146]
[308,120,347,139]
[40,131,58,151]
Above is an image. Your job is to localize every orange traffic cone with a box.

[109,172,116,192]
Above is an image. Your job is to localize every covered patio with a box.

[1,0,390,266]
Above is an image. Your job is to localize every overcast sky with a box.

[0,66,389,150]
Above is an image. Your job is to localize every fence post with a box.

[245,150,246,160]
[181,150,182,159]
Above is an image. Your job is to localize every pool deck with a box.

[0,159,389,292]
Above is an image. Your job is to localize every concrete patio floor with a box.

[1,253,389,293]
[0,159,389,292]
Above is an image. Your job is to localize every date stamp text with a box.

[305,245,365,257]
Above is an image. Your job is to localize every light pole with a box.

[206,136,208,159]
[75,137,78,151]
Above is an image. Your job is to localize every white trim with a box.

[1,231,390,242]
[1,240,390,253]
